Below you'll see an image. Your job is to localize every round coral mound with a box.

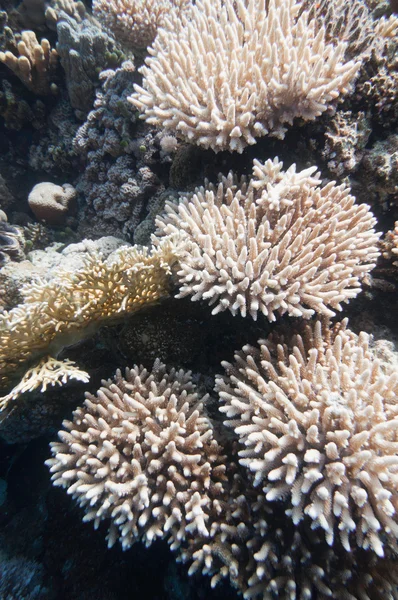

[217,319,398,557]
[156,159,380,321]
[46,360,226,549]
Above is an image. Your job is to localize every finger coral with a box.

[155,158,380,321]
[46,360,227,550]
[0,237,180,408]
[130,0,361,152]
[0,30,58,95]
[217,319,398,557]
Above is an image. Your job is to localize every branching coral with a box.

[155,158,380,321]
[0,237,180,408]
[130,0,361,152]
[301,0,376,58]
[46,360,227,549]
[45,0,87,29]
[46,338,398,599]
[0,30,58,95]
[93,0,190,51]
[182,498,398,600]
[217,319,398,557]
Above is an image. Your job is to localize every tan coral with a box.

[0,30,58,95]
[92,0,190,51]
[45,0,86,29]
[130,0,361,152]
[182,495,398,600]
[217,319,398,557]
[0,236,181,408]
[28,182,77,226]
[0,356,90,404]
[155,158,380,322]
[46,360,227,549]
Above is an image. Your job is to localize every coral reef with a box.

[130,0,361,152]
[359,133,398,210]
[0,553,53,600]
[354,23,398,129]
[382,222,398,267]
[0,174,15,209]
[0,221,25,266]
[155,158,380,321]
[322,110,371,177]
[1,0,398,598]
[0,79,47,130]
[47,320,398,599]
[73,61,165,239]
[45,0,87,30]
[56,13,124,116]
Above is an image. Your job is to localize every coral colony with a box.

[0,0,398,598]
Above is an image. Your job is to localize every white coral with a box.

[130,0,361,152]
[217,319,398,557]
[46,361,227,549]
[93,0,190,50]
[155,158,380,322]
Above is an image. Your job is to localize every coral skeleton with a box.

[155,158,380,321]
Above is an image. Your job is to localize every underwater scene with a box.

[0,0,398,598]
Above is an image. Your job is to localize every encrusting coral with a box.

[217,319,398,558]
[130,0,361,152]
[155,158,380,321]
[46,360,228,550]
[0,236,180,408]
